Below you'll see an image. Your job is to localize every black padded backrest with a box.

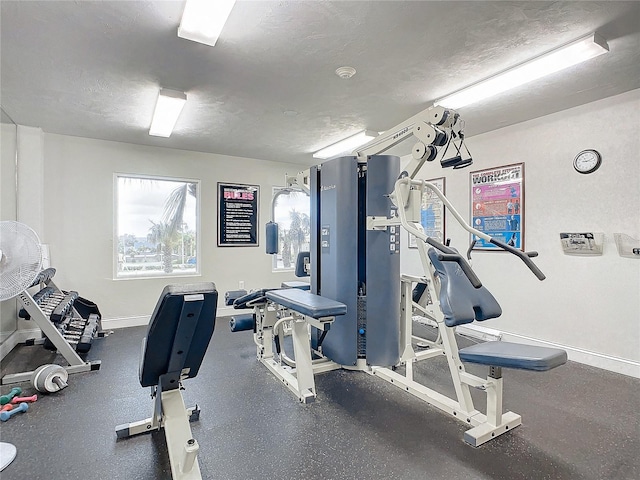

[139,283,218,388]
[427,249,502,327]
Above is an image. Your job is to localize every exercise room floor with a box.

[0,321,638,480]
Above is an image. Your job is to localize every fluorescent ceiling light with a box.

[178,0,236,47]
[313,130,378,159]
[149,88,187,138]
[435,33,609,109]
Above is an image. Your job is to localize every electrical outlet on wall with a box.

[239,281,245,290]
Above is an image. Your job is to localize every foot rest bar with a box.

[459,341,567,371]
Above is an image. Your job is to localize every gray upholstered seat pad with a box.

[458,341,568,371]
[266,288,347,318]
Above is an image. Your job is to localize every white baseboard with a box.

[100,306,236,331]
[0,306,244,360]
[216,306,236,317]
[415,317,640,378]
[455,323,640,379]
[101,315,150,330]
[499,330,640,379]
[0,328,41,362]
[456,324,502,342]
[6,311,636,378]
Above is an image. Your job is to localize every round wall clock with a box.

[573,149,602,174]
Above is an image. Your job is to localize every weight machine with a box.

[234,105,566,446]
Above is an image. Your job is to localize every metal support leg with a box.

[462,366,521,447]
[115,386,202,480]
[291,319,315,400]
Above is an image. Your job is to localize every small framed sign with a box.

[470,163,524,251]
[409,177,446,248]
[218,182,259,247]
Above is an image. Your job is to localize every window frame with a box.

[271,186,311,272]
[113,173,201,280]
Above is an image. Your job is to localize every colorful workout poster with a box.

[218,182,259,247]
[470,163,524,250]
[409,177,445,248]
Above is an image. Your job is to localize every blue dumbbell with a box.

[0,402,28,421]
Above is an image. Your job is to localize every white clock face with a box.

[574,150,601,173]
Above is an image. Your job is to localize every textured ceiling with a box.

[1,1,639,165]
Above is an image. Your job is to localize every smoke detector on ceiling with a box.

[335,66,356,79]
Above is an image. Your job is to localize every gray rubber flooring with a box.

[0,321,638,480]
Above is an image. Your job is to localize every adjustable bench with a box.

[426,248,567,445]
[115,283,218,480]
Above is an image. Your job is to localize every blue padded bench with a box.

[427,248,567,372]
[266,288,346,319]
[459,342,567,371]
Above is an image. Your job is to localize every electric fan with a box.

[0,220,42,472]
[0,220,42,302]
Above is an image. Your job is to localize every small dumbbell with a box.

[0,387,22,405]
[0,402,28,422]
[11,394,37,404]
[1,404,14,413]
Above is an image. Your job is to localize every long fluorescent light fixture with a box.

[313,130,378,159]
[149,88,187,138]
[178,0,236,47]
[435,33,609,109]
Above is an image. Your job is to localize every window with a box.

[272,187,310,270]
[115,175,199,279]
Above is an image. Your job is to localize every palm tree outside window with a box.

[272,187,310,270]
[115,175,199,278]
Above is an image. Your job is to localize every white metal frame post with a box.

[260,311,339,404]
[115,376,203,480]
[369,177,522,446]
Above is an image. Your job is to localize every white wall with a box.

[402,89,640,375]
[0,123,18,342]
[39,134,304,324]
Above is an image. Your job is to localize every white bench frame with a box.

[249,297,340,404]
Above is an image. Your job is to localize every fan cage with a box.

[0,221,43,301]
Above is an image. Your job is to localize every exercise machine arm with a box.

[353,105,470,177]
[392,178,546,282]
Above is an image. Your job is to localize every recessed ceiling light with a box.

[335,66,357,79]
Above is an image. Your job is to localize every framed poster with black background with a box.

[408,177,446,249]
[218,182,259,247]
[470,163,524,251]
